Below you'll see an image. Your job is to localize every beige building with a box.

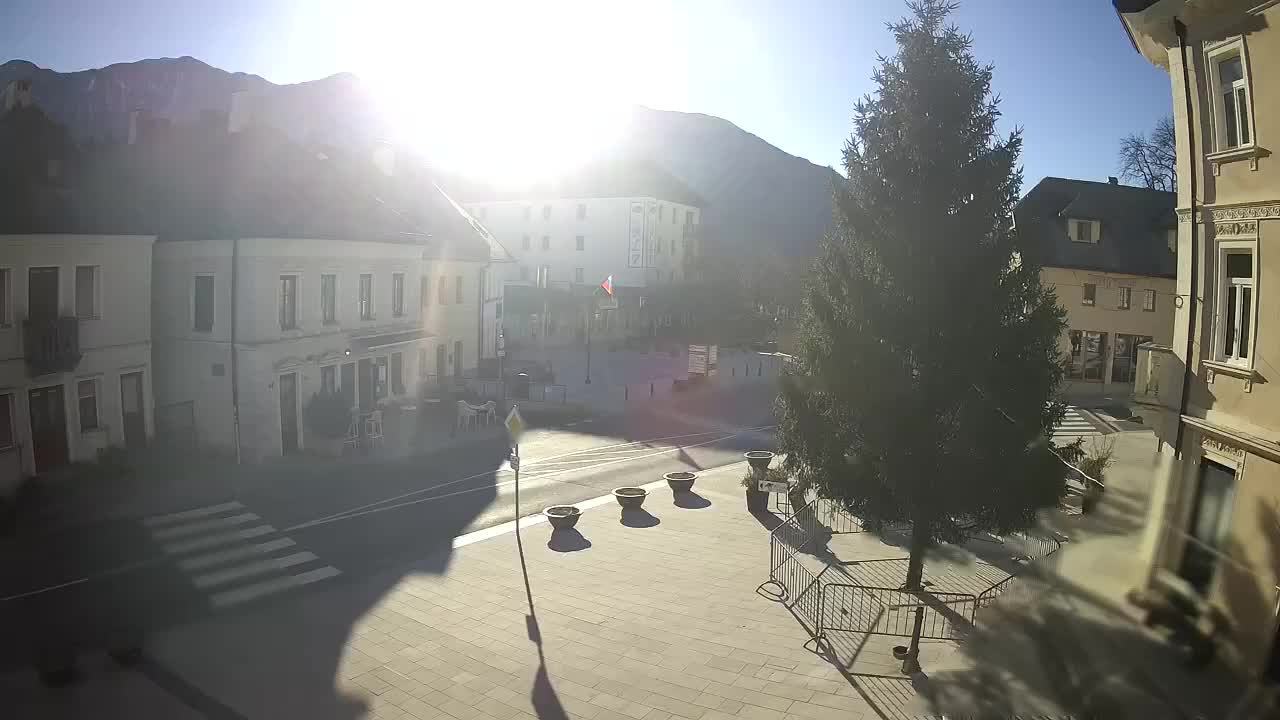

[1017,177,1177,394]
[1119,0,1280,686]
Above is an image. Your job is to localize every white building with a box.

[463,159,705,351]
[1,235,156,492]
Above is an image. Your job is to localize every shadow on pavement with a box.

[546,528,591,552]
[620,508,660,528]
[672,491,712,509]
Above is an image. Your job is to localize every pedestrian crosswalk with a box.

[1051,406,1102,445]
[143,501,340,609]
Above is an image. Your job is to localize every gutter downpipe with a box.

[1172,17,1198,459]
[231,236,242,465]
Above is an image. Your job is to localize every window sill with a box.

[1203,359,1258,391]
[1207,145,1268,174]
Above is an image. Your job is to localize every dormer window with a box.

[1068,219,1099,244]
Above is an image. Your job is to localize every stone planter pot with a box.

[745,488,768,513]
[613,487,648,510]
[664,471,697,494]
[744,451,775,472]
[543,505,581,530]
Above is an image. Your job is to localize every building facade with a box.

[1119,0,1280,684]
[1017,177,1177,393]
[0,235,155,495]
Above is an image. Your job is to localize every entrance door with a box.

[357,359,374,411]
[120,371,146,448]
[279,372,299,455]
[28,385,68,473]
[340,362,356,408]
[28,267,59,318]
[453,340,463,378]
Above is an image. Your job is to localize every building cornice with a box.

[1176,200,1280,223]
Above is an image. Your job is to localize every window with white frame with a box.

[359,273,373,319]
[78,378,99,432]
[1217,249,1254,365]
[279,275,298,329]
[574,267,584,284]
[1068,219,1098,244]
[0,393,12,449]
[1082,283,1096,306]
[1143,288,1156,312]
[392,272,405,317]
[1118,286,1131,310]
[75,265,99,318]
[321,274,337,324]
[1207,40,1254,151]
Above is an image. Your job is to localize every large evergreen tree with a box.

[776,0,1068,668]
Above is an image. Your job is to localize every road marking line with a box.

[143,501,245,527]
[149,513,262,540]
[178,538,298,571]
[193,552,318,589]
[163,525,276,555]
[209,566,341,608]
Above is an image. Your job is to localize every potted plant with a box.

[743,473,769,513]
[305,391,352,456]
[664,471,697,494]
[1078,439,1115,514]
[543,505,581,530]
[744,450,775,472]
[613,487,648,510]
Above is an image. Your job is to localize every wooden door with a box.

[120,371,146,448]
[28,385,68,473]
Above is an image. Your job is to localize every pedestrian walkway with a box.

[1051,405,1104,445]
[144,500,341,609]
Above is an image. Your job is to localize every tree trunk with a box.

[901,523,928,674]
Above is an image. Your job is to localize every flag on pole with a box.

[600,275,614,297]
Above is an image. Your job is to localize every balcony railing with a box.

[23,316,81,376]
[1134,342,1179,410]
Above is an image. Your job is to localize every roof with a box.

[456,154,708,208]
[1015,177,1176,279]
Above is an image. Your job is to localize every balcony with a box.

[23,316,81,376]
[1134,342,1181,411]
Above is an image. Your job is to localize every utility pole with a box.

[585,302,592,385]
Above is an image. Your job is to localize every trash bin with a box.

[514,372,531,400]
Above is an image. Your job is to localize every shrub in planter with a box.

[1077,439,1114,515]
[742,473,769,513]
[305,391,352,455]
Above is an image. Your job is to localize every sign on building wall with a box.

[645,201,658,267]
[628,202,645,268]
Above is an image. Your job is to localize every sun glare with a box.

[338,0,681,185]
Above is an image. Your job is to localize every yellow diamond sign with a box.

[505,405,526,444]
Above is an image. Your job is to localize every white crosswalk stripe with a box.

[1051,406,1102,444]
[144,502,340,609]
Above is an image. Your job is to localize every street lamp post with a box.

[585,304,593,385]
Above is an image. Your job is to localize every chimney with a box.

[128,107,150,145]
[228,90,252,133]
[373,140,395,178]
[1108,176,1119,185]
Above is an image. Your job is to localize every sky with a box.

[1,0,1173,189]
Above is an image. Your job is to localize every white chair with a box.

[364,410,384,449]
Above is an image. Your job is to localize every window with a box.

[522,235,531,250]
[1168,228,1178,253]
[686,210,694,226]
[359,274,373,320]
[1118,286,1131,310]
[420,276,430,307]
[77,378,99,432]
[574,267,584,284]
[391,352,404,395]
[193,274,215,331]
[392,272,405,317]
[542,205,551,220]
[455,275,464,304]
[1112,334,1152,384]
[320,365,337,394]
[418,348,428,378]
[575,235,584,251]
[1083,331,1108,381]
[1082,283,1096,306]
[542,235,550,250]
[279,275,298,329]
[0,268,9,327]
[1218,250,1253,364]
[519,265,529,281]
[438,275,449,305]
[659,205,665,222]
[321,274,337,325]
[577,203,586,220]
[374,357,388,399]
[672,207,677,225]
[1069,219,1097,244]
[1143,288,1157,313]
[0,394,12,449]
[75,265,98,318]
[1208,42,1253,151]
[1179,458,1236,593]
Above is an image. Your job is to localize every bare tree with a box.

[1118,116,1176,192]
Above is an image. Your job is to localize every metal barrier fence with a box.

[766,497,864,630]
[818,584,979,640]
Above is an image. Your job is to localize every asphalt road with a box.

[0,381,778,670]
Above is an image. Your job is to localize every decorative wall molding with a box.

[1202,436,1246,462]
[1177,202,1280,223]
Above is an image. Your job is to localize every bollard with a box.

[625,385,629,401]
[732,367,736,377]
[650,382,654,397]
[758,362,762,376]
